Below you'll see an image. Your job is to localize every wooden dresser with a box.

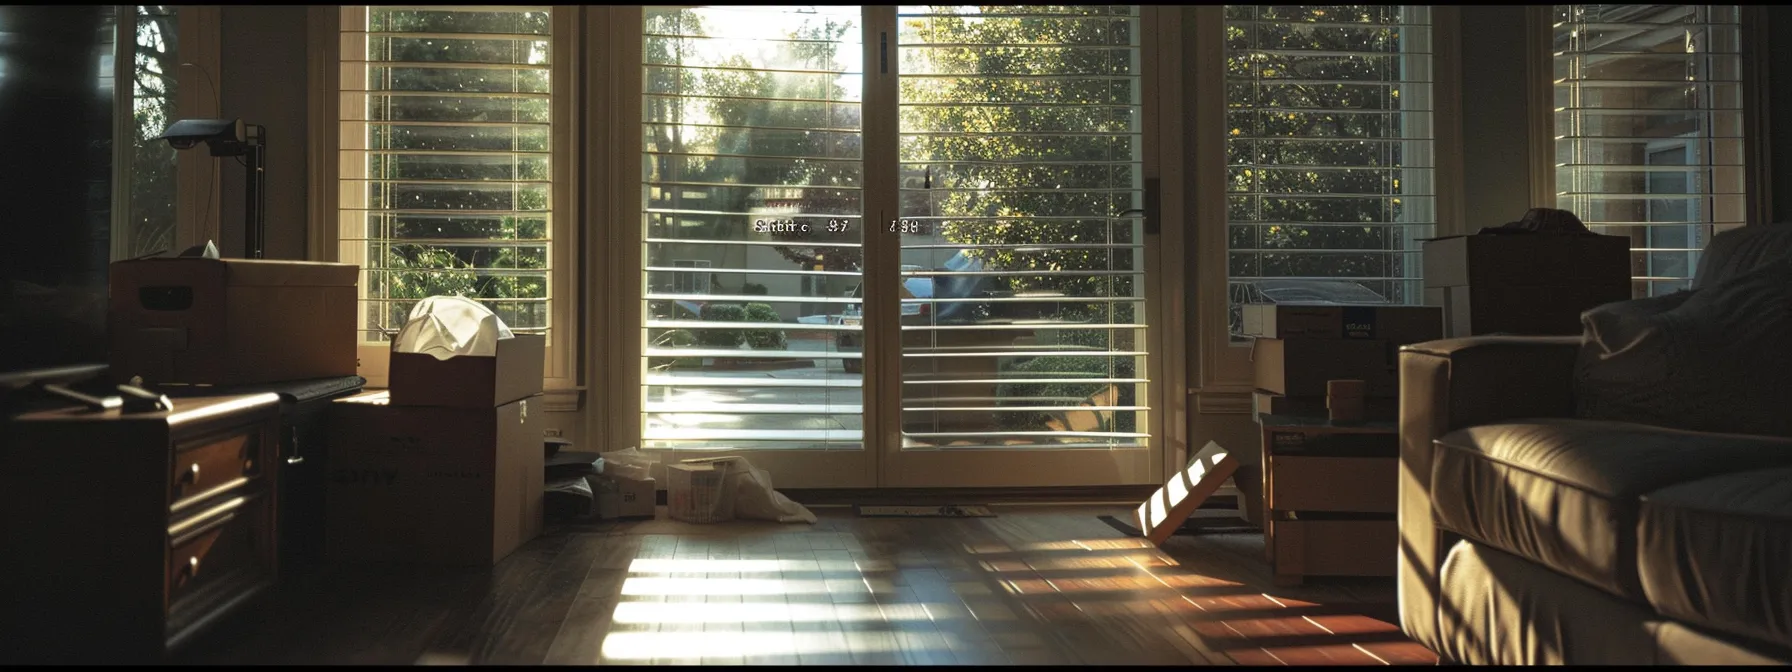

[0,393,282,664]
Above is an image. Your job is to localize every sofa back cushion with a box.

[1693,224,1792,289]
[1574,244,1792,437]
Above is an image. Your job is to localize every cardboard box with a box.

[108,258,358,385]
[1422,233,1630,289]
[326,391,543,566]
[1426,283,1633,338]
[1252,391,1397,422]
[595,475,656,520]
[1252,337,1398,398]
[1421,234,1631,337]
[1241,304,1441,344]
[388,334,546,409]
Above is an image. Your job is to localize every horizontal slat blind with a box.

[339,6,554,342]
[897,5,1148,450]
[1224,5,1435,341]
[1554,4,1744,297]
[639,6,866,450]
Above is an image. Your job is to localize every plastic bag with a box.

[688,456,816,524]
[602,447,659,482]
[392,295,514,360]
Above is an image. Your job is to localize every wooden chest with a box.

[1,393,282,664]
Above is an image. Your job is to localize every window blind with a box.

[1554,4,1744,297]
[338,6,554,342]
[1223,5,1435,341]
[639,6,866,451]
[897,5,1148,449]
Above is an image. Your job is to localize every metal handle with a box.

[286,427,306,465]
[185,463,201,484]
[185,556,201,580]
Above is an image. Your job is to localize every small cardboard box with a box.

[326,391,543,566]
[595,475,656,520]
[388,334,546,409]
[1241,304,1441,344]
[1252,337,1397,398]
[108,258,358,385]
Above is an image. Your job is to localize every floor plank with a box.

[181,504,1434,666]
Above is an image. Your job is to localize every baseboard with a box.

[653,485,1244,509]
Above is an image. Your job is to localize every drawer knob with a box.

[187,556,201,578]
[243,459,255,472]
[184,463,201,484]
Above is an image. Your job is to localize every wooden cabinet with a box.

[1,393,282,664]
[1258,414,1399,586]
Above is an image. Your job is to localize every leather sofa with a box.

[1397,335,1792,665]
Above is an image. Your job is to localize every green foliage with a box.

[994,355,1137,433]
[742,303,787,350]
[741,282,769,296]
[648,328,701,370]
[696,303,746,347]
[1222,5,1427,304]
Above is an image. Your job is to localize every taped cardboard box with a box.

[1252,337,1398,398]
[108,258,358,385]
[1241,304,1441,344]
[388,334,545,409]
[326,391,543,566]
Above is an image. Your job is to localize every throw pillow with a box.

[1575,256,1792,438]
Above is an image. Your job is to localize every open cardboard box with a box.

[387,334,546,409]
[108,258,358,385]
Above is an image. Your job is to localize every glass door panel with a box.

[639,6,869,465]
[884,5,1154,486]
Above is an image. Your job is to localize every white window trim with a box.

[307,6,584,411]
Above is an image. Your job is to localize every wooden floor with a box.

[177,505,1437,666]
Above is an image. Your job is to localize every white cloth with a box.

[391,295,513,360]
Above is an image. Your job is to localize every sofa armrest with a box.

[1395,335,1582,655]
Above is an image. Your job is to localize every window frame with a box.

[310,5,583,408]
[111,5,222,262]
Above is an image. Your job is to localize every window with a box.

[1223,6,1435,341]
[338,6,556,344]
[123,5,181,259]
[897,5,1148,448]
[672,259,713,294]
[1553,4,1744,297]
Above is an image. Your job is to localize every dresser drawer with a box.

[166,492,273,624]
[171,427,266,511]
[1267,456,1397,513]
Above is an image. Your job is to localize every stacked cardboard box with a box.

[1245,304,1443,422]
[1421,234,1631,337]
[326,335,547,566]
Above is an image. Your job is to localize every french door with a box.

[623,5,1166,489]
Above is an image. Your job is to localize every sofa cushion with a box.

[1639,468,1792,650]
[1431,419,1792,603]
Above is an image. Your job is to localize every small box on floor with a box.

[594,475,656,520]
[326,391,543,566]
